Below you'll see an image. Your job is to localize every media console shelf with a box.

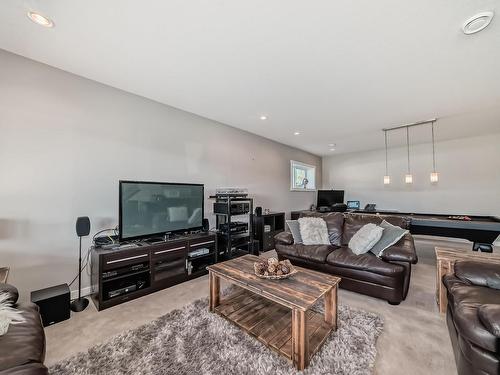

[90,232,217,311]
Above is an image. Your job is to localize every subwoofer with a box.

[31,284,70,327]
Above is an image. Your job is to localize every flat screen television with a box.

[317,190,344,207]
[119,181,204,241]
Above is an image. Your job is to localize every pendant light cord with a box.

[384,130,388,175]
[406,126,410,173]
[431,121,436,172]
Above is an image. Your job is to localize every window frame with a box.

[290,160,316,192]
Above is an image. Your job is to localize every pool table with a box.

[354,210,500,252]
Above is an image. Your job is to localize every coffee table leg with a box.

[292,309,308,370]
[324,286,337,330]
[209,272,220,312]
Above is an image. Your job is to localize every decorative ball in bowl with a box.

[254,258,297,280]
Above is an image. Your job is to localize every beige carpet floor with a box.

[45,236,486,374]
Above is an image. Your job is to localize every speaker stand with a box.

[71,297,89,312]
[71,235,89,312]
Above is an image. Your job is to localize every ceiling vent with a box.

[462,11,494,35]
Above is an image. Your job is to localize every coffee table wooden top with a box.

[207,254,340,311]
[435,247,500,263]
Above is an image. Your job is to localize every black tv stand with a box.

[91,231,217,311]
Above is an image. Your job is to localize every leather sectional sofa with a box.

[274,212,418,304]
[0,283,47,375]
[444,261,500,375]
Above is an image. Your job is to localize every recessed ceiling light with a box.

[329,148,336,152]
[462,11,494,35]
[27,11,54,28]
[259,115,267,120]
[294,131,300,136]
[328,143,336,147]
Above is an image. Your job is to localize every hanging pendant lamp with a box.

[405,127,413,184]
[430,121,439,183]
[383,130,391,184]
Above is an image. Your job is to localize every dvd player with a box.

[219,221,248,234]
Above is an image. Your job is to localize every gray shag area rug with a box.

[50,291,383,375]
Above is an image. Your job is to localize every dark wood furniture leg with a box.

[292,308,308,370]
[209,271,220,312]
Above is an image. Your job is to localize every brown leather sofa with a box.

[444,261,500,375]
[274,212,418,304]
[0,283,47,375]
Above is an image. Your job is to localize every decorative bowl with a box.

[253,258,297,280]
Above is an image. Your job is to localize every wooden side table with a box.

[435,247,500,314]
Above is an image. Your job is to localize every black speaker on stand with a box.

[71,216,90,312]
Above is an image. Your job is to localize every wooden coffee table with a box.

[207,255,341,370]
[435,247,500,314]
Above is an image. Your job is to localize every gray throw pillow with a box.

[286,220,303,244]
[298,217,330,245]
[348,223,384,255]
[370,220,409,257]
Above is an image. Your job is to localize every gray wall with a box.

[0,50,321,299]
[323,132,500,216]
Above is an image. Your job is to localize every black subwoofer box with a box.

[31,283,71,326]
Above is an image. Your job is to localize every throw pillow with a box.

[370,220,409,257]
[298,217,330,245]
[0,292,25,336]
[349,223,384,255]
[286,220,303,244]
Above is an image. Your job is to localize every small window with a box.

[290,160,316,191]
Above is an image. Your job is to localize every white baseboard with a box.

[70,286,92,300]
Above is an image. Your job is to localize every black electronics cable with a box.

[68,227,118,287]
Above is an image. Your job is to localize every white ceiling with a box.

[1,0,499,156]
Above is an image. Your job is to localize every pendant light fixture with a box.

[430,121,439,183]
[383,118,437,186]
[383,130,390,184]
[405,126,413,184]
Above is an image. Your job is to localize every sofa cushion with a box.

[298,217,330,245]
[348,224,384,255]
[299,212,344,246]
[478,305,500,337]
[277,244,338,264]
[326,247,405,277]
[447,283,500,353]
[0,303,45,372]
[455,261,500,290]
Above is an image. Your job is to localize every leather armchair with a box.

[444,261,500,375]
[0,283,47,375]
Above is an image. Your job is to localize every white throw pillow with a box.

[349,224,384,255]
[0,292,25,336]
[298,217,330,245]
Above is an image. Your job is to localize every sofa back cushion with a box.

[300,212,344,246]
[342,214,409,245]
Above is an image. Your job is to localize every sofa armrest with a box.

[455,261,500,290]
[0,282,19,305]
[478,304,500,337]
[380,233,418,264]
[274,231,294,246]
